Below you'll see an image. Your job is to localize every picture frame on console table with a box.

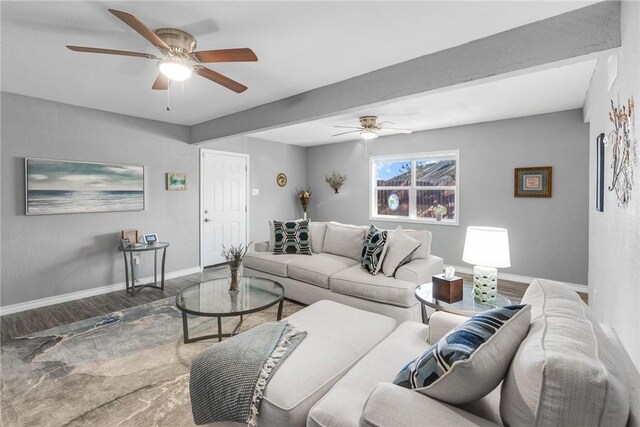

[514,166,552,198]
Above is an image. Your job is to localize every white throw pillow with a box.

[381,226,421,277]
[309,222,327,253]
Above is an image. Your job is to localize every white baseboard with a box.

[0,266,203,316]
[451,265,588,294]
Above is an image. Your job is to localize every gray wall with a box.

[199,136,307,244]
[1,92,199,307]
[307,110,589,284]
[585,1,640,368]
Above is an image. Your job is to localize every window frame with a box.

[369,150,460,226]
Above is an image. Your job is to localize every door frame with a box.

[199,148,250,268]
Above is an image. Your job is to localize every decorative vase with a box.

[229,264,240,292]
[303,211,307,220]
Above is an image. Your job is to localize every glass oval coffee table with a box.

[415,282,511,324]
[175,276,284,344]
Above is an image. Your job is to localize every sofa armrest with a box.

[428,311,469,344]
[360,383,500,427]
[254,241,269,252]
[394,255,443,285]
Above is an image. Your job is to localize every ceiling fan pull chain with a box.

[166,85,171,111]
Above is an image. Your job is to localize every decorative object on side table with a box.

[276,172,288,187]
[432,268,463,303]
[221,242,251,292]
[605,97,635,207]
[514,166,552,198]
[325,171,347,193]
[143,233,159,245]
[462,226,511,304]
[121,229,139,245]
[295,187,312,220]
[166,172,187,191]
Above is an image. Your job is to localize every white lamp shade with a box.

[462,226,511,268]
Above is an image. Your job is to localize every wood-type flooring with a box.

[1,267,587,343]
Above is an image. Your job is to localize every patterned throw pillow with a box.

[361,225,388,275]
[273,219,312,255]
[393,304,531,404]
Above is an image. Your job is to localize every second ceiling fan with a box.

[67,9,257,93]
[333,116,413,139]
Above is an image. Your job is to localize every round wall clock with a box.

[276,172,288,187]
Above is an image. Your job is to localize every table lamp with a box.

[462,226,511,304]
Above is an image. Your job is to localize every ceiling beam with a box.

[190,1,620,144]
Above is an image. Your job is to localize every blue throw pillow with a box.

[393,304,531,404]
[361,225,388,275]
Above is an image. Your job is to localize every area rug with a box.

[0,297,303,426]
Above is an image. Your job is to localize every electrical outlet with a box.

[134,256,140,265]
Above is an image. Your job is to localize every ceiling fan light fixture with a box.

[361,129,378,140]
[158,58,192,81]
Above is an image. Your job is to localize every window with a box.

[370,150,459,225]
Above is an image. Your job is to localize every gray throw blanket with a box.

[189,321,306,426]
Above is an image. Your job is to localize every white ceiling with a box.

[249,59,598,146]
[1,1,598,128]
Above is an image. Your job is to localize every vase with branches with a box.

[325,171,347,193]
[296,187,312,219]
[221,242,251,292]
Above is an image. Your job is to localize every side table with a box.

[118,242,169,296]
[415,282,512,324]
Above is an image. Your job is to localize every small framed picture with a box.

[121,229,139,243]
[143,233,159,245]
[166,173,187,191]
[514,167,552,198]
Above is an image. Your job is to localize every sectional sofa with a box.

[242,221,444,323]
[207,279,639,426]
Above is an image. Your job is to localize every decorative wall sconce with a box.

[325,171,347,193]
[606,97,635,207]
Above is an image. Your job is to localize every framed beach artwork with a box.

[514,166,552,198]
[25,158,145,215]
[166,172,187,191]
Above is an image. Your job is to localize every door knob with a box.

[204,218,212,222]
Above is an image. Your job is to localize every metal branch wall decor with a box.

[606,97,635,207]
[325,171,347,194]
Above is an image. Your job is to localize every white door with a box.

[201,150,248,267]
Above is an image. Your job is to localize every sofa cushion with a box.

[308,321,429,427]
[287,253,358,289]
[393,305,531,404]
[243,251,298,277]
[382,227,421,277]
[361,225,388,275]
[322,222,367,261]
[309,221,327,253]
[273,219,312,255]
[501,279,631,427]
[258,300,396,427]
[405,229,432,260]
[330,264,417,307]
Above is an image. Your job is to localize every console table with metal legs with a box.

[118,242,169,296]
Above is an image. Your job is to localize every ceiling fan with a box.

[333,116,413,140]
[66,9,257,93]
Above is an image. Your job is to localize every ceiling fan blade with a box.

[333,125,363,129]
[152,73,171,90]
[377,121,396,126]
[108,9,170,51]
[332,130,361,137]
[66,45,158,59]
[192,48,258,63]
[193,65,247,93]
[380,127,413,134]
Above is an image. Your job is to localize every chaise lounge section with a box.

[243,221,444,323]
